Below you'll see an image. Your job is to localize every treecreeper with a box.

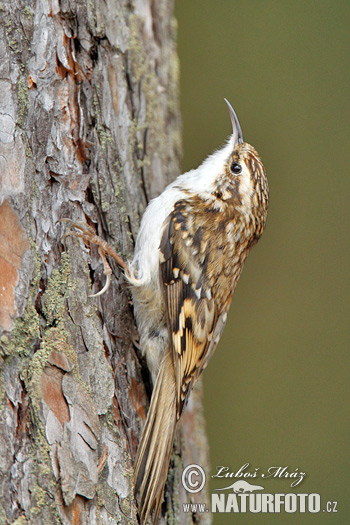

[67,99,269,523]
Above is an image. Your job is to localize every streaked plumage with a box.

[128,100,269,523]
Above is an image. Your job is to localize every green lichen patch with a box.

[17,75,29,128]
[0,302,39,358]
[22,342,50,426]
[43,327,77,369]
[29,484,48,516]
[97,126,114,152]
[41,252,74,327]
[27,449,59,522]
[22,253,75,442]
[22,6,33,19]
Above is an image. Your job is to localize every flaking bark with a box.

[0,1,210,523]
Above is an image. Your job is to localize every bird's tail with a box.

[134,351,177,524]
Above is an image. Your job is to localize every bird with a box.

[64,99,269,523]
[128,99,269,522]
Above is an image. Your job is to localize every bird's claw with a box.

[60,218,128,297]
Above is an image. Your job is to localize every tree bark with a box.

[0,1,210,524]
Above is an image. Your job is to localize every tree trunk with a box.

[0,1,210,524]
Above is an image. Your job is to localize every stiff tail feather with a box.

[134,352,177,523]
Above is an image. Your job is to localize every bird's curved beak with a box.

[224,98,244,145]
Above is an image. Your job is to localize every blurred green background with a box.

[175,1,350,523]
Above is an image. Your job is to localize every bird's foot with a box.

[61,219,128,297]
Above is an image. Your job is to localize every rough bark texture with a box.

[0,1,211,524]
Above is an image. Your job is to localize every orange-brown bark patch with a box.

[0,201,30,330]
[41,366,70,424]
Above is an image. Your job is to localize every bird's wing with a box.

[159,200,227,417]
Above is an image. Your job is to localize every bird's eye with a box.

[230,162,242,174]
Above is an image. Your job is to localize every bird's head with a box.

[220,99,269,230]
